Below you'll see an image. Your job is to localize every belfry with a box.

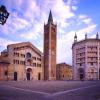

[43,10,57,80]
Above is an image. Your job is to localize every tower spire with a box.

[74,33,77,43]
[48,10,53,24]
[96,32,99,39]
[85,33,87,39]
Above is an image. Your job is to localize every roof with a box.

[48,10,53,24]
[0,56,10,64]
[72,38,100,48]
[57,62,72,67]
[7,42,43,56]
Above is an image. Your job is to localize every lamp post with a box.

[0,5,9,25]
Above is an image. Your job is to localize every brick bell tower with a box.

[44,10,57,80]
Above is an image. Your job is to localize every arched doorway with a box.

[78,68,85,80]
[38,73,41,80]
[26,68,32,80]
[14,72,17,81]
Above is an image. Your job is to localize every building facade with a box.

[44,11,57,80]
[0,56,9,80]
[56,63,73,80]
[72,33,100,80]
[0,42,43,81]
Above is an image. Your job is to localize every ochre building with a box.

[0,42,43,81]
[0,56,9,80]
[72,33,100,80]
[56,63,73,80]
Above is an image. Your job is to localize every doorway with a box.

[26,68,32,81]
[38,73,41,80]
[78,68,85,80]
[26,72,30,80]
[14,72,17,81]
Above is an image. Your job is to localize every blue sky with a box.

[0,0,100,65]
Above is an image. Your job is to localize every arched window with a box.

[78,68,84,74]
[26,52,31,58]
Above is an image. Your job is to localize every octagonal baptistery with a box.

[72,33,100,80]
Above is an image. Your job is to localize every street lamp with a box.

[0,5,9,25]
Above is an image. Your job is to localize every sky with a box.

[0,0,100,65]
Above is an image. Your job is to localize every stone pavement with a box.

[0,81,100,100]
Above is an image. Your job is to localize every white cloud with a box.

[72,6,77,11]
[0,37,18,49]
[78,14,93,25]
[57,24,97,64]
[20,31,38,40]
[83,18,92,24]
[18,0,77,40]
[0,0,98,65]
[79,15,87,19]
[77,24,97,39]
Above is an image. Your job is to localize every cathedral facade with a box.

[72,33,100,80]
[0,42,43,81]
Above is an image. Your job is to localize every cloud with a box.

[72,6,78,11]
[18,0,77,40]
[0,0,98,65]
[77,24,97,39]
[0,37,18,51]
[57,24,97,65]
[78,14,93,25]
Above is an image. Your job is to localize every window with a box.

[20,61,25,65]
[37,64,41,67]
[91,62,93,66]
[33,63,36,67]
[13,52,19,57]
[37,58,41,61]
[5,71,8,76]
[13,59,15,64]
[20,54,25,58]
[33,57,36,60]
[18,60,19,64]
[13,59,20,64]
[26,52,31,58]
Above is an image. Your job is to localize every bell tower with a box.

[43,10,57,80]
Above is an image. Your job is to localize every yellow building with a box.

[56,63,73,80]
[0,56,9,80]
[0,42,43,81]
